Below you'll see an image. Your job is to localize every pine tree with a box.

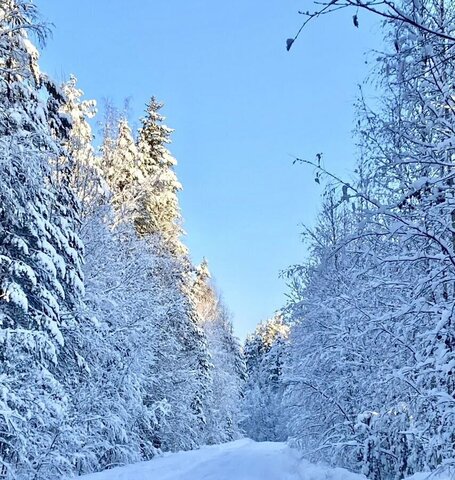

[136,97,184,254]
[97,99,213,454]
[72,209,166,472]
[141,250,212,452]
[101,116,141,226]
[0,2,84,477]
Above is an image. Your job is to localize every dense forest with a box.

[0,1,245,478]
[243,0,455,478]
[0,0,455,479]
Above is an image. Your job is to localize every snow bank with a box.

[296,459,367,480]
[404,470,455,480]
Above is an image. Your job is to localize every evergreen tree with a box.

[191,259,245,444]
[60,75,105,215]
[97,99,214,454]
[0,2,84,477]
[101,116,141,226]
[71,209,165,472]
[242,314,289,442]
[136,97,184,254]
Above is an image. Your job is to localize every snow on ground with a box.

[74,438,368,480]
[405,471,454,480]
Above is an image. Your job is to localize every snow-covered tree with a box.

[135,98,184,254]
[284,1,455,477]
[60,75,105,215]
[283,189,401,475]
[242,314,289,442]
[351,2,455,470]
[100,115,141,226]
[68,209,164,473]
[191,259,245,444]
[0,2,250,477]
[0,2,84,477]
[96,98,214,454]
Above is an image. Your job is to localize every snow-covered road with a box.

[76,439,366,480]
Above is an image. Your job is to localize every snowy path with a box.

[76,439,366,480]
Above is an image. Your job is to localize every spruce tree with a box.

[191,259,245,444]
[0,1,84,477]
[136,98,184,254]
[101,116,141,226]
[242,314,289,442]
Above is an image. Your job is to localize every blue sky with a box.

[37,0,380,339]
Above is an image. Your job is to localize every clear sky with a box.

[36,0,380,339]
